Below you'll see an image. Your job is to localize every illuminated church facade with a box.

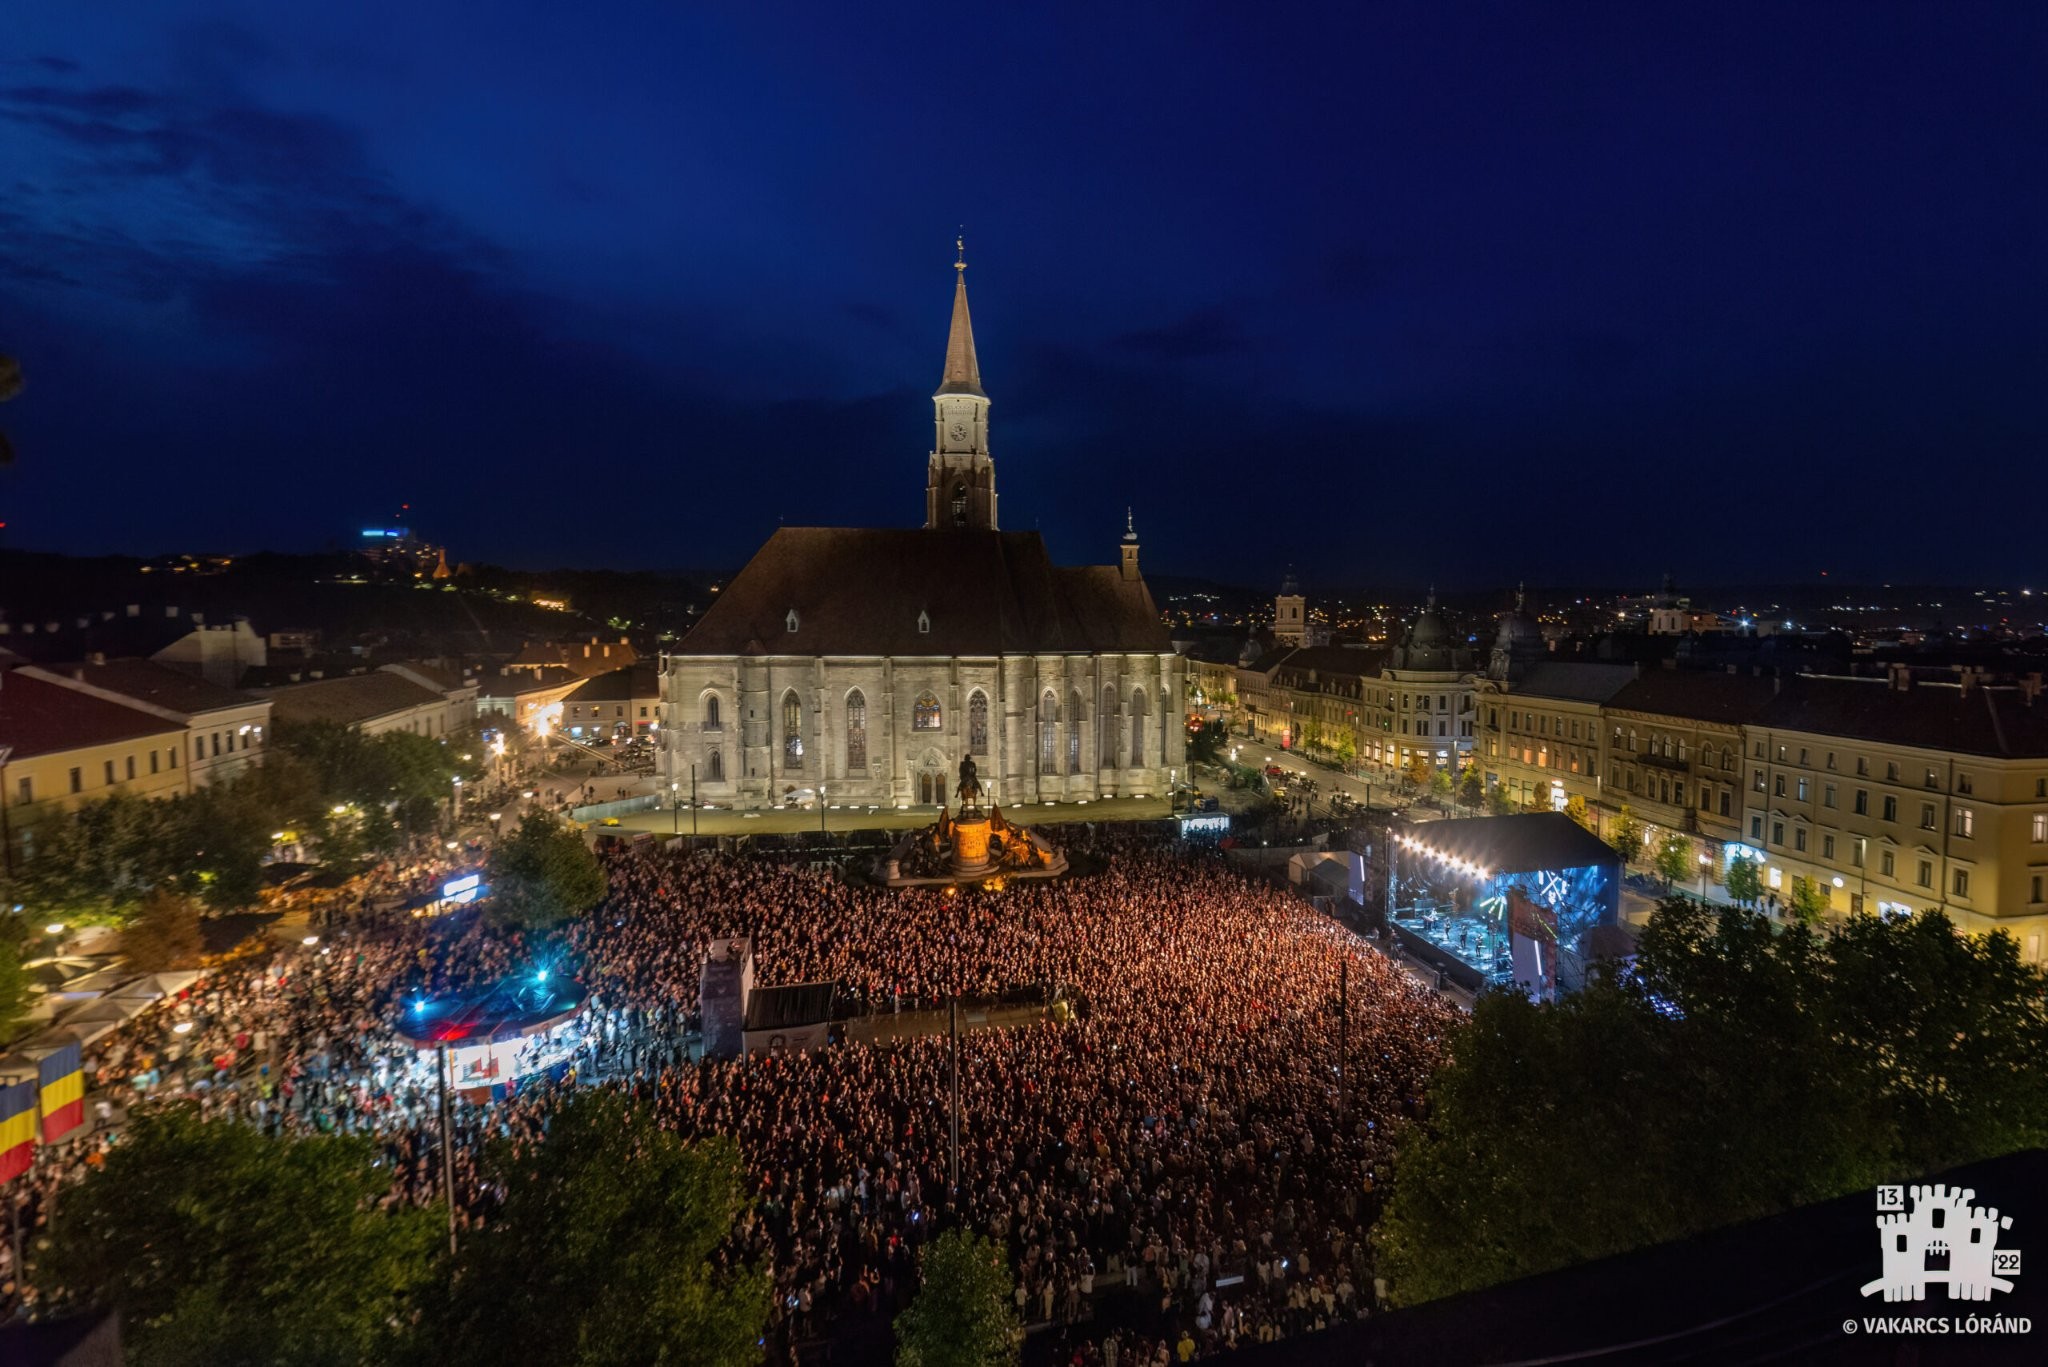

[661,253,1186,810]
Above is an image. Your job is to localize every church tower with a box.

[1274,571,1307,647]
[926,240,998,530]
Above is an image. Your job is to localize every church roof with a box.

[673,528,1170,657]
[934,267,985,399]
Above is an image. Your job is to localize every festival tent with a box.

[106,971,202,1003]
[54,997,152,1044]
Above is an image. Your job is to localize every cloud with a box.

[1110,305,1250,362]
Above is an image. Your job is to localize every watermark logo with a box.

[1861,1184,2019,1303]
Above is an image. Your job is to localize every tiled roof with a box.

[563,663,660,704]
[473,665,581,696]
[1273,647,1388,686]
[1605,670,1781,725]
[1511,662,1640,705]
[674,528,1171,657]
[24,659,260,718]
[0,669,184,759]
[255,672,448,728]
[1757,675,2048,758]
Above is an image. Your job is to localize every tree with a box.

[1787,875,1830,923]
[1457,765,1485,810]
[0,935,32,1041]
[440,1091,768,1367]
[1653,834,1693,888]
[1374,899,2048,1306]
[1724,855,1762,906]
[120,889,206,971]
[1486,783,1517,816]
[895,1230,1021,1367]
[1607,804,1644,865]
[1562,793,1592,831]
[489,812,607,928]
[35,1104,441,1366]
[1404,754,1430,791]
[1429,766,1454,805]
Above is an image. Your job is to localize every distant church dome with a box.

[1397,591,1455,671]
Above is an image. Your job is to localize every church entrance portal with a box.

[916,754,946,806]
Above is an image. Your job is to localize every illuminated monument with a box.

[880,754,1068,887]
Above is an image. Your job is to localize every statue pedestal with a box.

[949,816,992,876]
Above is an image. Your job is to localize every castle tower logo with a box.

[1862,1184,2021,1303]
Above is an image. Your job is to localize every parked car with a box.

[780,788,819,809]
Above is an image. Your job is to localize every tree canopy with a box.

[489,812,607,929]
[895,1230,1020,1367]
[1374,900,2048,1306]
[34,1104,443,1367]
[438,1090,768,1367]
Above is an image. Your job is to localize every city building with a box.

[1602,666,1780,856]
[661,252,1185,809]
[1740,669,2048,952]
[16,658,271,789]
[1475,662,1636,814]
[505,636,640,681]
[1366,593,1477,774]
[561,663,662,740]
[473,665,584,733]
[0,670,188,864]
[256,663,477,738]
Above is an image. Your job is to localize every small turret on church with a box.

[926,239,999,530]
[1120,509,1141,581]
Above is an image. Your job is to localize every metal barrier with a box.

[570,794,662,823]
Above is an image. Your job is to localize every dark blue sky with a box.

[3,1,2043,591]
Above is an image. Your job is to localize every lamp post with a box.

[437,1040,458,1256]
[450,775,463,825]
[671,781,680,835]
[690,762,698,837]
[1698,851,1710,905]
[820,784,828,836]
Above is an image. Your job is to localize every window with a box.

[709,749,724,781]
[1776,744,1786,761]
[2034,813,2047,844]
[1826,751,1836,771]
[168,747,178,768]
[1857,757,1869,777]
[1954,808,1973,838]
[104,760,115,785]
[951,482,967,525]
[1880,849,1895,877]
[14,777,30,805]
[125,756,136,781]
[212,734,221,758]
[1129,688,1148,766]
[1101,686,1118,766]
[967,691,990,755]
[1855,789,1868,815]
[1719,792,1730,817]
[2033,874,2045,905]
[1952,868,1970,897]
[1796,778,1809,802]
[1851,840,1864,867]
[1069,690,1083,774]
[1438,720,1447,736]
[1957,772,1973,795]
[1773,775,1786,797]
[1039,690,1058,769]
[1885,761,1899,782]
[918,610,931,634]
[1882,795,1897,822]
[785,609,799,633]
[1924,767,1939,789]
[1754,769,1766,793]
[1822,783,1835,808]
[1750,815,1763,840]
[1822,834,1835,859]
[70,767,82,794]
[1798,748,1808,766]
[846,690,867,771]
[1794,828,1807,852]
[1919,803,1935,831]
[1673,781,1684,805]
[781,691,803,771]
[914,692,942,731]
[1917,860,1933,889]
[1772,821,1785,847]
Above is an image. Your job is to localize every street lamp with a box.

[1697,852,1710,904]
[670,781,680,835]
[691,762,699,837]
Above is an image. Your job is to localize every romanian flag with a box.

[36,1038,85,1143]
[0,1076,36,1181]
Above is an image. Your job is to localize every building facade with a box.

[662,256,1185,810]
[0,670,189,864]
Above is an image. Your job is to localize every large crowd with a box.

[4,831,1459,1362]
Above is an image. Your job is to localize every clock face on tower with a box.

[948,422,969,446]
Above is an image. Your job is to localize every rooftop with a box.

[1399,812,1620,874]
[23,658,261,718]
[255,671,450,728]
[0,668,184,760]
[1606,668,1783,725]
[1759,673,2048,758]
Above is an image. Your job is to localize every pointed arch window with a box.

[1130,687,1148,766]
[1101,686,1118,768]
[913,692,942,731]
[709,749,724,782]
[967,690,989,755]
[951,482,967,526]
[782,691,804,772]
[1068,690,1083,774]
[1039,690,1059,769]
[846,689,868,771]
[703,694,722,730]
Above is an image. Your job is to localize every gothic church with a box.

[661,253,1186,810]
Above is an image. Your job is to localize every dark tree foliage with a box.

[488,811,607,928]
[895,1230,1021,1367]
[438,1091,769,1367]
[1375,899,2048,1305]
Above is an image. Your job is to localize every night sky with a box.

[3,2,2043,591]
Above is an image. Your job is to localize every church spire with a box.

[936,235,985,399]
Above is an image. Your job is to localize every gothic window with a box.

[709,750,724,781]
[952,482,967,526]
[846,689,867,771]
[1130,688,1148,766]
[1039,690,1059,769]
[1101,686,1118,768]
[782,691,803,771]
[1068,690,1083,774]
[914,692,941,731]
[968,690,990,755]
[785,609,799,633]
[703,694,722,729]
